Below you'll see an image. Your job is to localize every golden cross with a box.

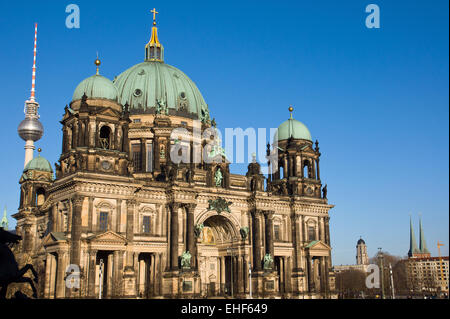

[151,8,159,22]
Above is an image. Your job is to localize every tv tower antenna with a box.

[18,23,44,168]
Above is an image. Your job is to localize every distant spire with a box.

[419,215,430,254]
[408,215,419,257]
[1,205,8,230]
[18,23,44,168]
[145,8,164,62]
[30,23,38,101]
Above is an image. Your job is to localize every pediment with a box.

[42,232,68,246]
[96,107,121,118]
[88,230,127,244]
[305,240,331,251]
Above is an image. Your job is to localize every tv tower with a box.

[18,23,44,168]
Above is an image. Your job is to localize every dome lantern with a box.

[145,8,164,62]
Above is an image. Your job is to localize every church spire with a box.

[145,8,164,62]
[419,215,430,254]
[408,216,419,257]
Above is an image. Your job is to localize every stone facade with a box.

[12,19,336,299]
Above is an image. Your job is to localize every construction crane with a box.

[437,241,445,290]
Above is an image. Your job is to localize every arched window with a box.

[36,187,45,206]
[100,126,111,149]
[303,160,310,178]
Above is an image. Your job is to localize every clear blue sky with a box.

[0,0,448,265]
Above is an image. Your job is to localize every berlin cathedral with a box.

[12,11,336,299]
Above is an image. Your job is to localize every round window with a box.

[180,92,186,99]
[134,89,142,97]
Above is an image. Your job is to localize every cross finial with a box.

[151,8,159,25]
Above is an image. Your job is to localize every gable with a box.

[87,230,127,244]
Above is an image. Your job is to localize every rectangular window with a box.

[146,143,153,172]
[132,143,142,172]
[274,225,280,241]
[133,119,141,123]
[308,226,316,241]
[143,216,151,234]
[99,212,108,232]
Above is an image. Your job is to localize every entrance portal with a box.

[197,214,241,297]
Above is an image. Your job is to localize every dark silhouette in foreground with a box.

[0,227,38,298]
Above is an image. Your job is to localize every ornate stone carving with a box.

[207,197,232,214]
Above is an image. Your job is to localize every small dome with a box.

[357,238,366,245]
[72,74,118,102]
[24,154,53,173]
[275,118,312,142]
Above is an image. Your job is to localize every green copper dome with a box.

[113,61,210,120]
[72,74,118,102]
[23,154,53,173]
[275,118,312,141]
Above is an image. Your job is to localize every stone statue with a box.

[214,168,223,187]
[181,251,191,269]
[322,184,327,199]
[194,224,204,238]
[240,227,249,240]
[263,253,273,270]
[156,99,168,115]
[0,228,38,298]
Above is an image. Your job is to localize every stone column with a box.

[312,159,316,179]
[116,199,122,233]
[237,256,244,293]
[107,253,113,297]
[185,203,197,268]
[72,119,78,149]
[141,138,146,172]
[51,204,57,232]
[125,199,136,268]
[154,253,160,296]
[88,197,94,232]
[316,159,320,180]
[154,139,160,171]
[44,253,53,298]
[55,252,66,298]
[70,196,83,267]
[220,257,225,293]
[264,211,274,258]
[307,256,313,292]
[88,250,97,297]
[319,256,326,294]
[286,256,292,293]
[318,217,323,242]
[325,217,330,245]
[113,251,121,297]
[280,257,285,293]
[292,215,302,270]
[251,210,262,271]
[169,203,180,270]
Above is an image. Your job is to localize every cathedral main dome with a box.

[113,61,209,119]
